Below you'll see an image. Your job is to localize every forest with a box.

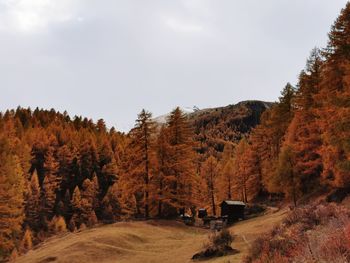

[1,2,350,262]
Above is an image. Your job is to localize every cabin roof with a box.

[221,200,246,206]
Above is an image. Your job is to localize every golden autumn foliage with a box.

[1,2,350,261]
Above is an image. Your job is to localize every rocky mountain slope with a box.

[189,100,272,152]
[154,100,272,156]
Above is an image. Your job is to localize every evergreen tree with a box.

[40,147,59,221]
[91,173,100,212]
[249,84,296,193]
[316,2,350,187]
[125,109,156,218]
[154,126,170,218]
[201,156,219,216]
[40,176,56,226]
[217,143,236,201]
[20,228,33,253]
[286,48,323,193]
[56,145,74,201]
[102,183,121,222]
[71,186,82,226]
[25,170,41,231]
[275,145,300,207]
[81,179,94,224]
[0,152,25,260]
[233,139,260,202]
[165,107,197,215]
[62,189,72,220]
[220,158,235,200]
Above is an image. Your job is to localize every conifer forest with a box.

[1,2,350,263]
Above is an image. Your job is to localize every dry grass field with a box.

[16,209,287,263]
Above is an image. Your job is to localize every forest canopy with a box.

[1,2,350,262]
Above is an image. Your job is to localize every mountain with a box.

[154,100,273,156]
[153,106,199,124]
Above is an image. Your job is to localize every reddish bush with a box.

[244,203,350,263]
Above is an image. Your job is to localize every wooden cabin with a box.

[220,200,245,224]
[198,208,208,219]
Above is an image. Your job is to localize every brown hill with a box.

[189,100,272,156]
[15,209,286,263]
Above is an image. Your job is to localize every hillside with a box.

[15,209,287,263]
[154,100,272,155]
[189,101,272,155]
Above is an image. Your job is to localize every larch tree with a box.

[0,108,131,247]
[283,49,324,194]
[249,84,296,193]
[154,126,170,218]
[71,186,82,226]
[233,139,260,203]
[101,183,121,222]
[217,143,236,201]
[220,158,235,200]
[275,145,300,207]
[201,156,219,216]
[91,173,100,213]
[165,107,197,215]
[316,2,350,188]
[40,147,59,223]
[40,176,56,227]
[123,109,156,218]
[25,170,41,232]
[0,152,25,260]
[81,179,94,225]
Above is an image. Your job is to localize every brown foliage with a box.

[244,203,350,263]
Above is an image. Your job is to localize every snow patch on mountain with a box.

[153,106,199,124]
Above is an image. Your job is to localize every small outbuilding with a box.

[220,200,246,224]
[198,208,208,219]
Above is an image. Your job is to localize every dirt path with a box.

[16,209,287,263]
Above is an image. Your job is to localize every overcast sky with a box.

[0,0,348,131]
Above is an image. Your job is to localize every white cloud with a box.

[164,17,203,33]
[0,0,78,33]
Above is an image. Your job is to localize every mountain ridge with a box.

[153,100,273,126]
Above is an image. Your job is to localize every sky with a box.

[0,0,348,132]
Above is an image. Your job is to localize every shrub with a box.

[210,229,234,250]
[68,217,77,232]
[20,228,33,253]
[8,248,18,262]
[79,223,87,231]
[192,229,237,260]
[245,204,266,217]
[88,211,98,226]
[50,216,67,234]
[244,203,350,263]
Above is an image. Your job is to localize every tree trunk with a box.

[228,177,232,199]
[158,179,163,218]
[144,127,149,219]
[211,189,216,216]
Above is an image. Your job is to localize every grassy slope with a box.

[16,209,287,263]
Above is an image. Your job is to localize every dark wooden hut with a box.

[220,200,245,224]
[198,208,207,219]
